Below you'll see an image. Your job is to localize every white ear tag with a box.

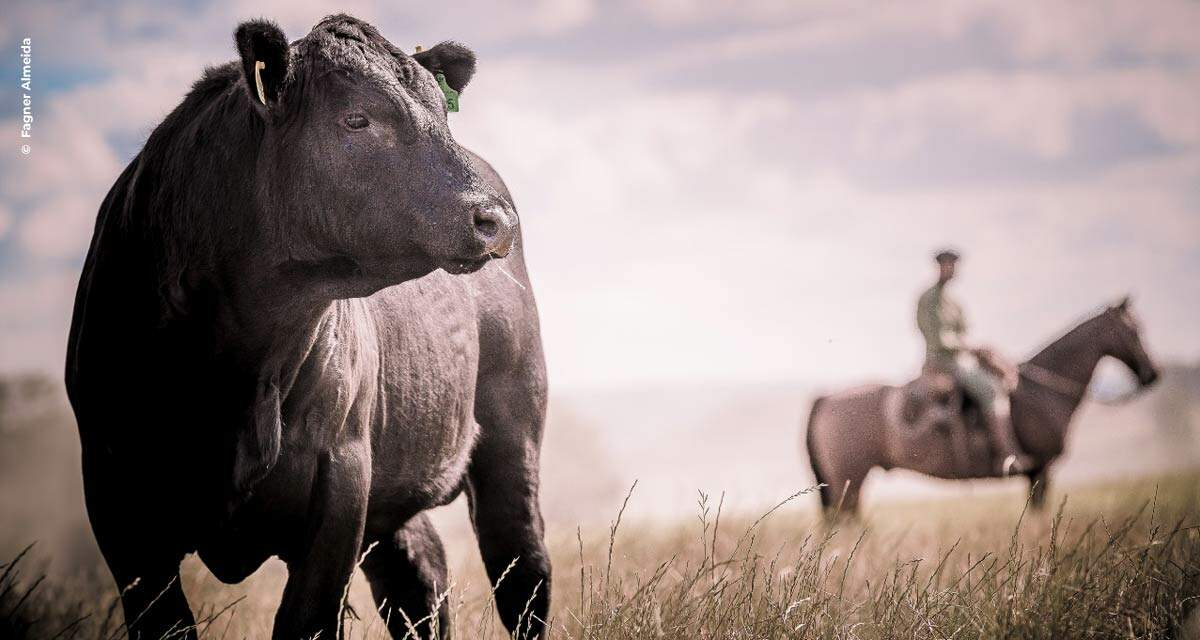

[254,60,267,105]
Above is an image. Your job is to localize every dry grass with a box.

[3,473,1199,639]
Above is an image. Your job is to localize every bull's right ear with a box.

[235,20,291,116]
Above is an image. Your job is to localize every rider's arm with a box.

[939,325,966,353]
[917,290,965,354]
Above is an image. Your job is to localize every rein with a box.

[1019,361,1149,405]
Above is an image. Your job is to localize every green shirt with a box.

[916,282,967,365]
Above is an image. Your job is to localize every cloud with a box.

[629,0,1200,65]
[0,0,1197,387]
[0,270,78,371]
[1,96,126,260]
[17,194,97,260]
[850,69,1200,157]
[449,50,1200,386]
[0,204,11,241]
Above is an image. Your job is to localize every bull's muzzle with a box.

[472,203,516,258]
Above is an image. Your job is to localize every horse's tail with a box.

[805,395,832,509]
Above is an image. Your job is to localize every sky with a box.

[1,0,1198,390]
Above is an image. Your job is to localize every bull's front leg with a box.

[82,451,197,640]
[273,442,371,640]
[469,379,552,639]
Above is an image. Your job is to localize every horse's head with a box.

[1101,296,1160,388]
[235,15,515,296]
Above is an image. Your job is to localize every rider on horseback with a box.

[916,249,1034,476]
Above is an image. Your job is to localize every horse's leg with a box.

[834,469,869,519]
[273,444,370,640]
[1027,466,1050,510]
[822,458,871,522]
[469,370,551,639]
[82,453,197,640]
[360,514,450,640]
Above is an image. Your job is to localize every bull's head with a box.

[235,15,516,297]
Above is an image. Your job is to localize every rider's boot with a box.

[987,400,1035,476]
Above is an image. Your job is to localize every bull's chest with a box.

[242,290,480,527]
[199,281,486,575]
[364,296,481,527]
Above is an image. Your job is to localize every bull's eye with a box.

[344,114,369,130]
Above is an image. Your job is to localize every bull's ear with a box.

[235,20,291,115]
[1117,295,1132,311]
[413,41,476,93]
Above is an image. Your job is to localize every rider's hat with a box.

[934,248,960,264]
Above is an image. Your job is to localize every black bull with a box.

[66,15,549,640]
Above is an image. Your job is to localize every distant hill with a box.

[543,362,1200,521]
[0,374,64,430]
[2,363,1198,562]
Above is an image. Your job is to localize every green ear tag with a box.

[435,72,459,113]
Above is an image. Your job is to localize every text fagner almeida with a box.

[21,38,32,140]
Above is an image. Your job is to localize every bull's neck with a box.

[85,218,333,392]
[213,267,339,396]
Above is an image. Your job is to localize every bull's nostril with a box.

[474,213,499,239]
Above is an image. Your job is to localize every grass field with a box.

[2,472,1198,639]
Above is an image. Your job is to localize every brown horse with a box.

[805,298,1160,517]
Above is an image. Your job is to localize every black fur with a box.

[67,14,547,640]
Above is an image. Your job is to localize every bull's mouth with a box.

[439,253,500,275]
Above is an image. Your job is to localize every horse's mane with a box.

[1025,306,1113,366]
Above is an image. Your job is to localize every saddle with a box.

[887,348,1020,476]
[892,372,976,431]
[884,373,995,478]
[899,349,1011,427]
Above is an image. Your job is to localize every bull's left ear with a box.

[235,19,291,115]
[413,41,477,93]
[1116,295,1132,311]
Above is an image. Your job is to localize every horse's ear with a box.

[1117,295,1132,311]
[413,41,476,93]
[235,19,291,116]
